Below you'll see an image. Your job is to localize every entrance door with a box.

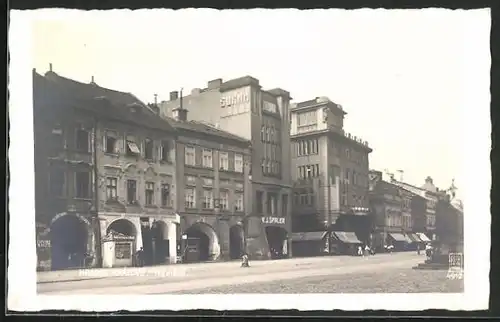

[50,214,89,270]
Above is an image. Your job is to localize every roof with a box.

[166,117,251,146]
[371,179,425,201]
[34,70,176,133]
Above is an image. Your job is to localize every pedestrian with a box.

[357,246,363,256]
[425,243,432,260]
[241,253,250,267]
[135,247,144,267]
[417,244,421,255]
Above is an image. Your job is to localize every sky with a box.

[31,9,488,199]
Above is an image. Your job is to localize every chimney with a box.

[154,93,158,105]
[172,88,187,121]
[207,78,222,89]
[49,63,52,72]
[170,91,179,101]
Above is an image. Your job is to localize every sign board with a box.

[262,217,286,225]
[263,101,278,114]
[182,234,188,240]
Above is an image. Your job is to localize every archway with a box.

[183,222,220,263]
[229,225,245,259]
[50,214,89,270]
[150,220,169,265]
[265,226,288,259]
[107,218,136,236]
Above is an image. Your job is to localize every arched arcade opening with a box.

[229,225,245,259]
[183,223,220,263]
[50,214,90,270]
[265,226,288,259]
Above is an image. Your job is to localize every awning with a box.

[291,231,327,242]
[388,233,407,242]
[417,233,431,242]
[333,231,363,244]
[408,233,422,243]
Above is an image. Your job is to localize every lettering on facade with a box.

[37,239,51,248]
[220,88,251,116]
[261,217,286,225]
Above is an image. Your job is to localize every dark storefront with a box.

[291,231,328,257]
[329,231,363,255]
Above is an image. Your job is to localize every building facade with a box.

[166,107,252,262]
[289,97,372,256]
[368,170,427,251]
[34,69,179,270]
[159,76,293,259]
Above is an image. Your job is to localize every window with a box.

[126,140,141,156]
[76,128,89,152]
[159,140,170,162]
[268,192,278,215]
[256,190,264,213]
[103,132,117,154]
[282,194,288,216]
[202,177,214,187]
[202,190,213,209]
[235,193,244,212]
[202,149,213,168]
[145,182,155,205]
[161,183,171,207]
[51,125,64,149]
[297,110,318,127]
[260,126,265,142]
[234,154,243,173]
[144,139,154,160]
[49,168,65,196]
[219,152,229,171]
[219,190,229,210]
[127,180,137,204]
[345,148,351,159]
[185,188,196,208]
[106,177,118,200]
[75,171,90,198]
[185,146,195,166]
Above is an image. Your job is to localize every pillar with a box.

[167,222,177,264]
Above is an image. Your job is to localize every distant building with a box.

[368,170,427,252]
[166,107,252,262]
[288,97,372,256]
[159,76,293,259]
[33,69,178,270]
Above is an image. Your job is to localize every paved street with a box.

[37,252,461,295]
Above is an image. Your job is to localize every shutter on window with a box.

[102,134,107,152]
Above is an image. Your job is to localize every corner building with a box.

[289,97,372,257]
[160,76,293,259]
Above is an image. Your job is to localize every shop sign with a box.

[261,217,286,225]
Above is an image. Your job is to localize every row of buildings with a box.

[34,67,463,270]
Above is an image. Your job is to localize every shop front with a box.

[291,231,328,257]
[262,216,290,259]
[386,232,408,251]
[329,231,363,255]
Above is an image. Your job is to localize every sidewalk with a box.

[37,252,416,284]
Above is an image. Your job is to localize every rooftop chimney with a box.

[170,91,179,101]
[49,63,52,72]
[154,93,158,105]
[172,88,187,121]
[207,78,222,89]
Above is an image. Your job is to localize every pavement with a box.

[38,252,425,295]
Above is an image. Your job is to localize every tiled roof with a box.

[166,117,251,146]
[35,71,175,133]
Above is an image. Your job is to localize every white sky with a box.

[32,9,488,198]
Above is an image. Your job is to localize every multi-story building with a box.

[368,170,427,251]
[34,68,179,270]
[159,76,292,259]
[289,97,372,256]
[390,176,442,242]
[165,106,252,262]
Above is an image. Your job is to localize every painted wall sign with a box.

[263,101,278,114]
[261,217,286,225]
[220,88,251,116]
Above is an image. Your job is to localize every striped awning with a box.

[408,233,422,243]
[417,233,432,242]
[291,231,327,242]
[333,231,363,244]
[388,233,407,242]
